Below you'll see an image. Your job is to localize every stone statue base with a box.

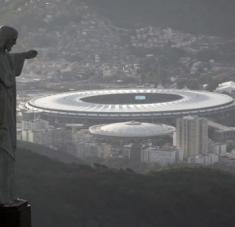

[0,199,31,227]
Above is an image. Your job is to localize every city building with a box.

[89,121,175,139]
[208,120,235,142]
[175,116,208,158]
[141,146,183,165]
[20,88,235,166]
[187,153,219,166]
[215,81,235,96]
[208,140,227,156]
[24,88,235,125]
[21,118,74,151]
[89,121,176,164]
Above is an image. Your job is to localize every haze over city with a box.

[1,1,235,226]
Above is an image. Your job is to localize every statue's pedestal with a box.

[0,199,31,227]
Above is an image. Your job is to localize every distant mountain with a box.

[0,0,131,81]
[1,0,235,88]
[88,0,235,37]
[16,146,235,227]
[1,0,234,59]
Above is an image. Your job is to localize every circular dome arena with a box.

[26,88,235,122]
[89,121,175,138]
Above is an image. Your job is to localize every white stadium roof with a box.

[26,89,235,119]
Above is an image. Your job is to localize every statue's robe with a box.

[0,52,25,204]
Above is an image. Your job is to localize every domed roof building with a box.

[89,121,176,163]
[89,121,175,139]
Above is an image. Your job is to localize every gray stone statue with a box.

[0,26,37,204]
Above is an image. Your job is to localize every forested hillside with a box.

[15,147,235,227]
[2,0,235,37]
[88,0,235,37]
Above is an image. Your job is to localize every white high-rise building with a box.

[175,116,208,158]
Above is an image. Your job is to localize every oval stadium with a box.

[25,89,235,124]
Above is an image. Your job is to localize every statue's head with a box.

[0,26,18,52]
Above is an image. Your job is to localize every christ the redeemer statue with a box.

[0,26,37,204]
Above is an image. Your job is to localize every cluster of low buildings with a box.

[131,27,196,49]
[18,110,229,167]
[17,84,235,168]
[130,26,223,51]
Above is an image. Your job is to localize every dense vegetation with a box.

[2,0,235,37]
[88,0,235,37]
[15,147,235,227]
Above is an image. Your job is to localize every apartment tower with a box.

[175,116,208,158]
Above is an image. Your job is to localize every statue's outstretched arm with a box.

[10,50,38,76]
[22,50,38,59]
[12,50,38,60]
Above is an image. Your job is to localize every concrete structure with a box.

[175,116,208,158]
[222,150,235,159]
[89,121,176,164]
[187,153,219,165]
[208,140,227,156]
[216,81,235,96]
[21,89,235,166]
[141,146,183,165]
[208,120,235,142]
[25,88,235,124]
[21,118,74,151]
[89,121,175,138]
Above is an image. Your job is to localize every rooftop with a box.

[89,121,175,138]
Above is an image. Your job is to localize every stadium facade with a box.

[25,88,235,124]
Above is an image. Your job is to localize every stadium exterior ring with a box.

[25,89,235,123]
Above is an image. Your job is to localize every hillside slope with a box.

[88,0,235,37]
[0,0,135,87]
[15,146,235,227]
